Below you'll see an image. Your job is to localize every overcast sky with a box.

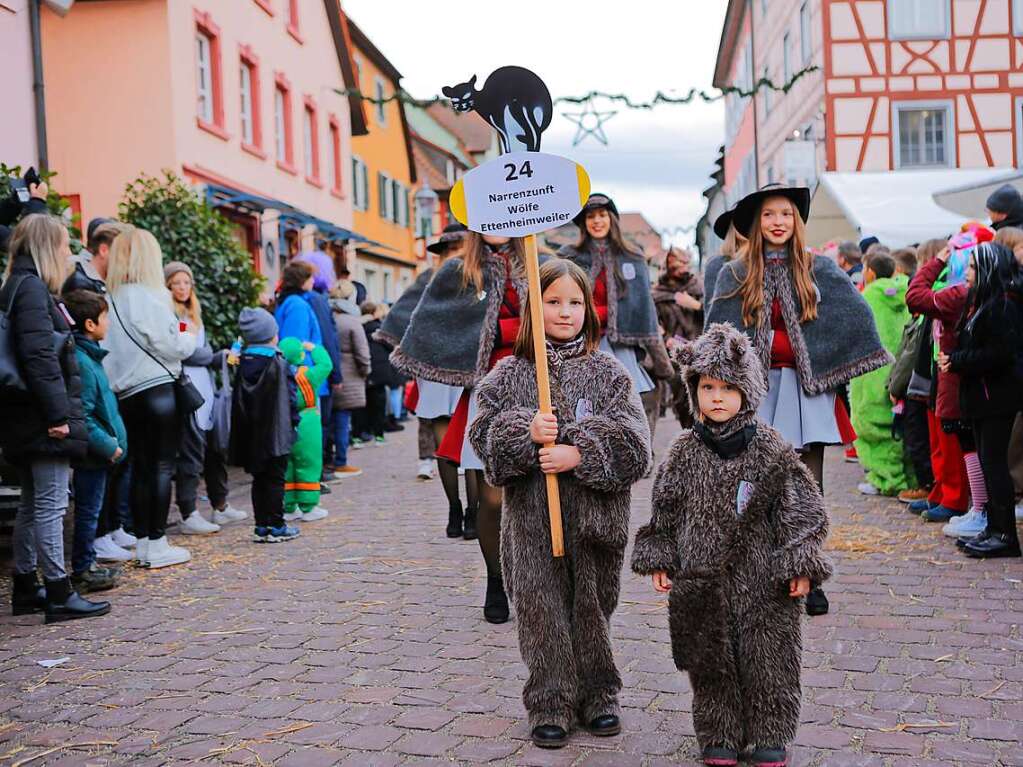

[343,1,728,248]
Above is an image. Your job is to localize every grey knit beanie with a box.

[986,184,1021,214]
[163,261,194,284]
[239,307,278,345]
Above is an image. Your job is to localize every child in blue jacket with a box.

[64,290,128,593]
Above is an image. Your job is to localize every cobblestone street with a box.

[1,417,1022,766]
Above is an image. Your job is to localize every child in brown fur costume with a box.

[470,259,651,749]
[631,323,832,767]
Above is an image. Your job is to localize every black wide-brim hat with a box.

[730,184,811,238]
[713,208,734,240]
[573,192,619,228]
[427,222,468,254]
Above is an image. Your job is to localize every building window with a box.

[194,11,225,137]
[783,32,791,84]
[352,156,369,210]
[378,173,393,220]
[374,77,387,125]
[287,0,302,42]
[1016,0,1023,34]
[800,2,812,64]
[383,271,392,302]
[761,0,767,14]
[894,102,953,168]
[328,116,342,195]
[238,47,262,155]
[445,159,456,185]
[887,0,950,40]
[303,97,320,184]
[274,73,294,172]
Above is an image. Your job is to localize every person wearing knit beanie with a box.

[986,184,1023,231]
[238,308,278,346]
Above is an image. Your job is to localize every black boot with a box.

[964,532,1021,559]
[11,571,46,616]
[462,505,478,540]
[806,586,829,616]
[44,577,111,624]
[531,724,567,748]
[483,575,509,624]
[446,501,463,538]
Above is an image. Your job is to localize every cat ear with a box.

[441,85,454,97]
[469,74,477,87]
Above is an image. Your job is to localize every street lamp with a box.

[415,180,439,263]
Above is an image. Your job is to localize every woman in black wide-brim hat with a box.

[558,193,672,439]
[705,184,891,618]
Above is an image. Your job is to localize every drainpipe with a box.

[748,0,761,189]
[29,0,48,171]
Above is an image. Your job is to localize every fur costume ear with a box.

[726,331,749,364]
[671,340,695,371]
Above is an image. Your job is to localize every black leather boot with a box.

[964,532,1021,559]
[587,714,621,736]
[44,577,111,624]
[483,575,509,624]
[531,724,567,748]
[462,505,478,540]
[11,571,46,616]
[446,501,463,538]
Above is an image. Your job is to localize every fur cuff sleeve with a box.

[774,545,833,586]
[468,407,538,487]
[772,458,833,586]
[630,524,680,574]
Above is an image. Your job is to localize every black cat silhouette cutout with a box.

[442,66,553,153]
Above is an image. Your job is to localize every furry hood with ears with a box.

[674,322,767,422]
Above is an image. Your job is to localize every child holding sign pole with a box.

[469,258,651,749]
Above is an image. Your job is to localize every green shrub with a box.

[119,171,264,350]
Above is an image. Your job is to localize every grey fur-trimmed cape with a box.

[390,251,528,387]
[375,267,433,349]
[705,254,892,395]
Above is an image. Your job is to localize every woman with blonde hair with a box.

[1,214,110,622]
[165,262,246,536]
[392,230,531,623]
[104,226,197,569]
[706,184,891,616]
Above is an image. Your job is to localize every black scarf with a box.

[545,335,586,373]
[693,419,757,460]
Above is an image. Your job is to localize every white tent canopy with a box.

[807,168,1015,248]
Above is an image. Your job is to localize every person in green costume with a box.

[279,337,333,521]
[851,252,914,496]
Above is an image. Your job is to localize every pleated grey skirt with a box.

[758,367,841,449]
[460,387,484,471]
[600,337,654,394]
[416,379,463,419]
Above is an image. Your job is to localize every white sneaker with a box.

[283,510,302,522]
[94,533,133,562]
[212,504,248,525]
[134,537,150,568]
[417,460,435,481]
[179,512,221,535]
[857,482,880,496]
[457,467,465,476]
[145,536,191,569]
[110,527,137,548]
[300,506,329,521]
[943,508,987,538]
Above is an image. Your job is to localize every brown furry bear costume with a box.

[469,340,651,732]
[631,323,832,754]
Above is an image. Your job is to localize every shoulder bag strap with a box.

[108,293,177,380]
[0,274,32,317]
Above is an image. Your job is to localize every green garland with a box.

[335,66,818,109]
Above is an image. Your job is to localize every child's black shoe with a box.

[750,746,787,766]
[462,505,478,540]
[805,586,829,616]
[587,714,621,736]
[531,724,567,749]
[702,746,738,766]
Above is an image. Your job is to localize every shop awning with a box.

[807,168,1014,248]
[203,182,393,250]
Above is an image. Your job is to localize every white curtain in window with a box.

[888,0,948,38]
[196,34,212,122]
[275,88,286,162]
[239,65,253,144]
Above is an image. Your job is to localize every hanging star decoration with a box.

[563,99,616,147]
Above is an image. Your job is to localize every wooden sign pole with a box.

[523,233,565,557]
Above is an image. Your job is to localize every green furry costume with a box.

[851,275,913,494]
[279,338,333,513]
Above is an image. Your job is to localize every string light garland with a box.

[334,66,819,109]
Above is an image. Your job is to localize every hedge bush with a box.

[119,171,264,350]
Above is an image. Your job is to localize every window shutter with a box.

[378,172,387,217]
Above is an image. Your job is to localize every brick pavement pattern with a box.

[0,417,1021,766]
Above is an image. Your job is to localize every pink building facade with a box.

[713,0,1022,213]
[1,0,39,171]
[39,0,367,284]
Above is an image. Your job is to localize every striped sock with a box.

[963,451,988,511]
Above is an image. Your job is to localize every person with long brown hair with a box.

[558,193,672,439]
[706,184,890,616]
[392,231,532,624]
[470,258,650,748]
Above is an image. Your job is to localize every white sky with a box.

[343,0,728,248]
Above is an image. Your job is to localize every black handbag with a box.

[109,294,205,415]
[0,274,69,394]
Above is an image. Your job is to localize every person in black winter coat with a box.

[939,242,1023,558]
[986,184,1023,232]
[0,214,109,623]
[357,302,401,442]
